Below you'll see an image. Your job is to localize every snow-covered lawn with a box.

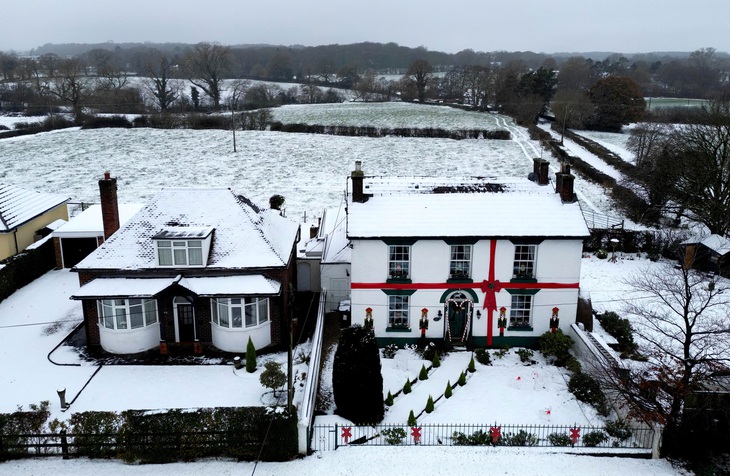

[3,446,689,476]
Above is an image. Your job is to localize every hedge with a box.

[0,239,56,303]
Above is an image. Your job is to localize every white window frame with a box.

[509,294,532,328]
[212,297,270,329]
[449,244,472,279]
[156,240,204,267]
[513,244,537,279]
[388,295,410,329]
[97,298,158,331]
[388,245,410,280]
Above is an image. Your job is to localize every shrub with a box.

[403,378,413,394]
[432,352,441,368]
[385,391,394,406]
[547,432,572,447]
[419,364,429,381]
[444,381,453,399]
[81,115,133,129]
[458,371,467,386]
[605,419,632,441]
[421,342,439,361]
[382,343,399,359]
[260,361,286,398]
[69,411,123,458]
[538,329,574,366]
[474,348,491,365]
[381,427,406,445]
[504,430,539,446]
[565,357,582,374]
[515,348,534,363]
[596,249,608,259]
[245,337,257,373]
[583,430,608,447]
[332,325,384,424]
[568,372,609,416]
[494,346,509,358]
[467,356,476,373]
[425,395,435,414]
[407,410,417,426]
[596,311,638,355]
[453,429,490,446]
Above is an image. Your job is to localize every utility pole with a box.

[231,109,237,153]
[560,103,568,146]
[287,284,294,413]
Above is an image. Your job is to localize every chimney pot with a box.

[351,161,366,203]
[104,171,110,180]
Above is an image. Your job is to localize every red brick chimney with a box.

[351,161,367,203]
[532,158,549,185]
[99,171,120,239]
[555,162,575,202]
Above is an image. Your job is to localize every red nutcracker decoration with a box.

[497,307,507,337]
[364,307,373,330]
[419,308,429,337]
[550,307,559,333]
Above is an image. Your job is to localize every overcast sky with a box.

[2,0,729,55]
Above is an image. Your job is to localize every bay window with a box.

[212,297,270,329]
[98,299,158,330]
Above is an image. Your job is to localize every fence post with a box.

[651,424,662,459]
[334,423,338,450]
[60,430,69,460]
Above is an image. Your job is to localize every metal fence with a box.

[309,423,655,452]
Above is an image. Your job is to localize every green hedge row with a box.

[0,239,56,303]
[269,121,511,140]
[0,406,298,463]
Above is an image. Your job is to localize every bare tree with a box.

[405,59,433,102]
[598,253,730,455]
[183,42,230,111]
[227,79,250,110]
[48,58,90,123]
[143,51,180,112]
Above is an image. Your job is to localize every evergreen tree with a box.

[403,378,412,394]
[425,395,435,413]
[458,371,467,386]
[385,391,394,406]
[444,381,453,399]
[332,325,384,424]
[407,410,417,426]
[468,356,476,373]
[419,364,429,380]
[245,337,257,373]
[259,361,286,397]
[432,352,441,368]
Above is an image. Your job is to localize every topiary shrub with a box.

[432,352,441,368]
[458,371,467,386]
[385,391,394,406]
[467,357,476,373]
[245,337,257,373]
[444,381,453,399]
[568,372,609,416]
[403,378,412,394]
[333,325,384,424]
[407,410,417,426]
[425,395,435,414]
[474,348,491,365]
[260,361,286,398]
[538,329,574,366]
[596,249,608,259]
[419,364,429,381]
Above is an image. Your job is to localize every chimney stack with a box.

[351,161,367,203]
[532,158,549,185]
[555,162,575,202]
[99,171,120,240]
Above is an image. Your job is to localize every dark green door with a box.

[177,304,195,342]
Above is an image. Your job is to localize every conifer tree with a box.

[425,395,435,413]
[444,380,453,398]
[245,337,257,373]
[419,364,429,380]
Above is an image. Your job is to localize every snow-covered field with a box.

[0,106,620,224]
[272,102,504,130]
[576,129,634,162]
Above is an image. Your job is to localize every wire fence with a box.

[309,422,655,452]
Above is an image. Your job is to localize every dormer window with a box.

[153,226,213,267]
[157,240,203,266]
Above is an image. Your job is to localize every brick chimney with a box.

[532,158,549,185]
[99,171,120,239]
[351,161,367,203]
[555,162,575,202]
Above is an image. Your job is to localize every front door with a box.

[447,292,472,343]
[175,303,195,342]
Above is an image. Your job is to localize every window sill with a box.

[510,277,537,283]
[387,278,412,284]
[385,327,412,333]
[447,277,473,283]
[507,325,533,332]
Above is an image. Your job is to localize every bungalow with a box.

[0,183,69,261]
[71,173,300,355]
[347,161,590,348]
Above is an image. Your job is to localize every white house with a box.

[346,161,590,348]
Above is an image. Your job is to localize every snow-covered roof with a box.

[74,188,300,271]
[52,204,144,238]
[322,206,351,264]
[0,183,69,231]
[347,176,590,239]
[683,234,730,256]
[71,274,281,299]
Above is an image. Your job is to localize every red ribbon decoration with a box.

[411,426,422,444]
[341,426,352,444]
[490,425,501,444]
[569,427,580,445]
